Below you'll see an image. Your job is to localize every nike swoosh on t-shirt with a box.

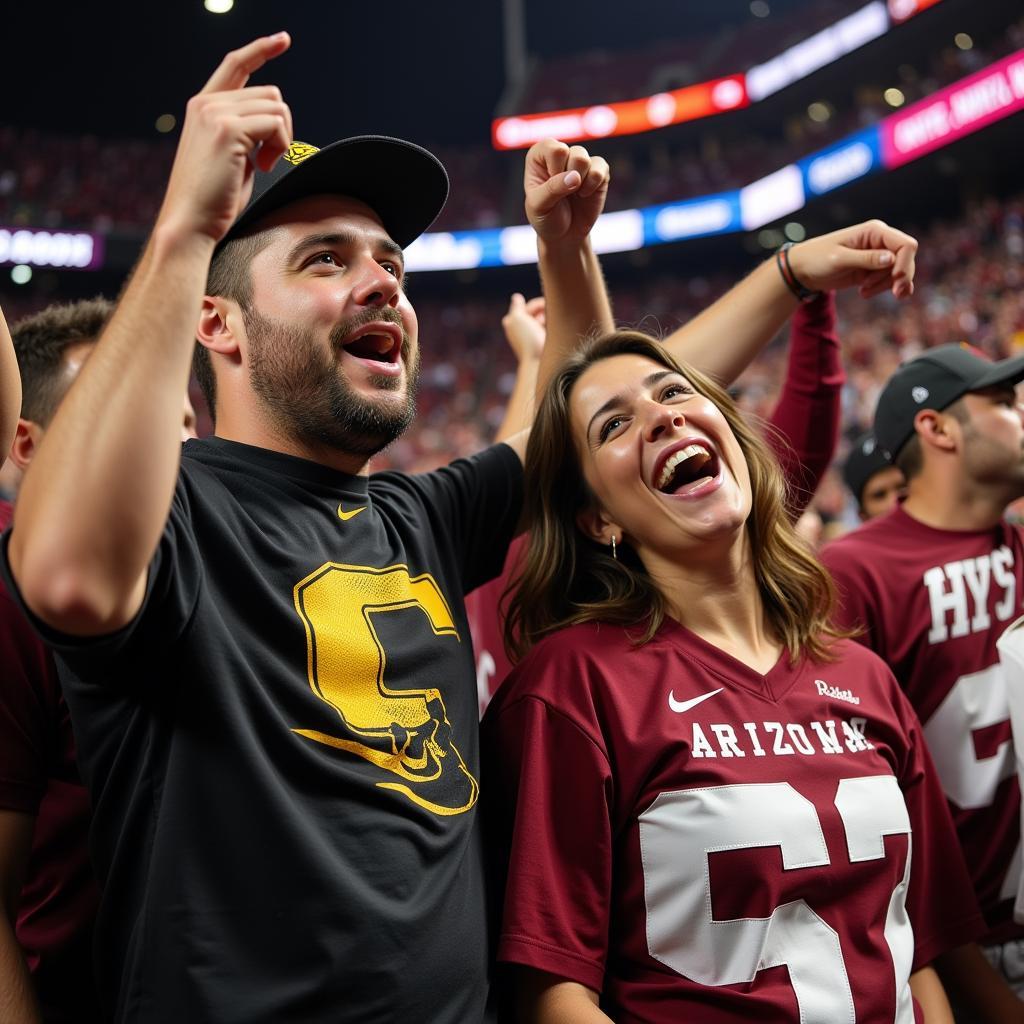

[337,505,366,522]
[668,687,723,713]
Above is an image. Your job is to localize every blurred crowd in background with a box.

[2,0,1022,541]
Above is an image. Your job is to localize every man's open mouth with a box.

[654,441,721,495]
[340,323,403,366]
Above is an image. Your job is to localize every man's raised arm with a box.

[8,34,293,635]
[664,219,918,384]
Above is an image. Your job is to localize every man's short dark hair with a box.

[894,397,970,482]
[12,297,114,426]
[196,228,275,420]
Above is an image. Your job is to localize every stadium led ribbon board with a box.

[491,0,937,150]
[405,47,1024,272]
[0,228,103,270]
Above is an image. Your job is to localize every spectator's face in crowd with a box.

[955,385,1024,494]
[6,340,94,473]
[11,339,195,469]
[569,352,751,558]
[859,465,906,520]
[241,194,420,458]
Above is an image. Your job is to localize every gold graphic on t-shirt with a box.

[292,562,478,815]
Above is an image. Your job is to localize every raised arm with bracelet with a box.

[661,220,916,385]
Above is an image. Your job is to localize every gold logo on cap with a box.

[284,142,319,166]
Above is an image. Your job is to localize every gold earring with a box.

[611,535,618,560]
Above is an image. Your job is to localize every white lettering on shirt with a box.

[709,723,746,757]
[742,722,767,757]
[764,721,796,756]
[691,723,717,758]
[787,723,816,755]
[809,720,844,755]
[925,548,1015,644]
[814,679,861,705]
[690,717,874,759]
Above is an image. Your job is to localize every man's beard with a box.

[961,418,1024,499]
[245,306,418,458]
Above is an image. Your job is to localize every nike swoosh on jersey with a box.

[668,687,724,713]
[337,504,367,522]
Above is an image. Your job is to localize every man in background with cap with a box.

[842,430,906,521]
[824,342,1024,1019]
[0,31,923,1022]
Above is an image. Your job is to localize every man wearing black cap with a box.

[842,430,906,521]
[0,32,617,1023]
[824,343,1024,1018]
[0,32,924,1023]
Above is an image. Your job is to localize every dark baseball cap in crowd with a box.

[874,342,1024,459]
[842,431,893,503]
[218,136,449,251]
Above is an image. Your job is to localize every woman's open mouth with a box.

[654,441,721,496]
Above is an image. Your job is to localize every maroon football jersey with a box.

[483,620,981,1023]
[0,500,100,1020]
[464,536,523,714]
[823,505,1024,941]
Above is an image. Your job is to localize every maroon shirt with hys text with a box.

[483,621,982,1023]
[823,505,1024,943]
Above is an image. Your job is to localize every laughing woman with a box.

[482,332,982,1024]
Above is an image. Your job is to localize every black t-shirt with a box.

[1,437,523,1024]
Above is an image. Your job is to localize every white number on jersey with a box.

[924,664,1016,810]
[638,776,913,1024]
[476,649,496,717]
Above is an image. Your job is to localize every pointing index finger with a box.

[201,32,291,95]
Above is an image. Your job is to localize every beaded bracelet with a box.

[776,241,821,302]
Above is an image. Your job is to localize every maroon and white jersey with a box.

[483,620,981,1023]
[997,616,1024,923]
[823,506,1024,941]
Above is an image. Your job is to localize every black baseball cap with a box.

[218,136,449,251]
[874,343,1024,459]
[842,431,894,503]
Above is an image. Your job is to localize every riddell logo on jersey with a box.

[815,679,860,705]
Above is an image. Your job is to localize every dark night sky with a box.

[0,0,811,147]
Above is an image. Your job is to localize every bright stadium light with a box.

[11,264,32,285]
[884,87,906,107]
[807,101,832,122]
[784,222,807,241]
[155,114,177,133]
[750,0,770,17]
[955,33,974,50]
[204,0,234,13]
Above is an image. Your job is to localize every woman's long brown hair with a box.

[504,331,849,663]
